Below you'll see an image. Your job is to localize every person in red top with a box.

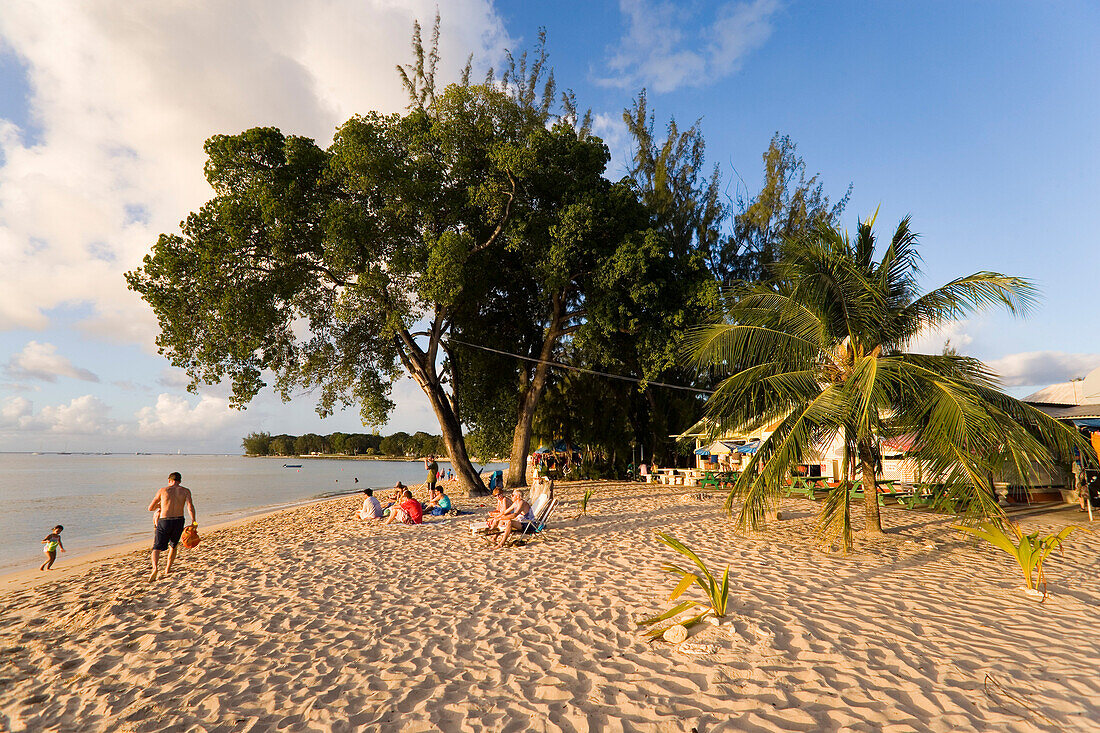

[383,489,423,525]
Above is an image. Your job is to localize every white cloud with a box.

[1,395,33,427]
[908,320,974,355]
[157,367,192,390]
[40,394,118,434]
[986,351,1100,388]
[599,0,780,93]
[589,111,633,178]
[0,1,510,342]
[0,393,121,434]
[135,392,245,439]
[6,340,99,382]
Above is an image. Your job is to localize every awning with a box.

[736,440,761,454]
[695,440,739,456]
[1070,418,1100,429]
[883,434,917,452]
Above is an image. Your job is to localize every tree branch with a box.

[469,173,517,255]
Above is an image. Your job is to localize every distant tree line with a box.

[242,431,447,458]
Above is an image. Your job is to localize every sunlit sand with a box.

[2,481,1098,731]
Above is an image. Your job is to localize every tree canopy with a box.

[127,23,679,494]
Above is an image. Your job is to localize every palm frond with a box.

[904,272,1038,336]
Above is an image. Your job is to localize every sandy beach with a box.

[2,480,1099,732]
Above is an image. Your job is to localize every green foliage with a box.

[685,215,1091,550]
[243,430,422,457]
[294,433,328,455]
[723,133,851,283]
[954,522,1083,595]
[638,533,731,638]
[269,435,294,456]
[379,432,412,457]
[579,486,594,515]
[241,431,272,456]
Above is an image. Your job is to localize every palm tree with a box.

[686,214,1086,550]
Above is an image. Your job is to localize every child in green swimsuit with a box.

[40,525,64,571]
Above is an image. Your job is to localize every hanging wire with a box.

[446,338,714,395]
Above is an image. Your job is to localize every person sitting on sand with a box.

[383,489,423,525]
[424,487,452,516]
[494,488,534,549]
[381,482,406,517]
[357,488,383,521]
[40,525,65,571]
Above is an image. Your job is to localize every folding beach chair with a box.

[470,496,557,546]
[521,497,558,536]
[470,493,548,539]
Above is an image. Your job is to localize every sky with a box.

[1,0,1098,453]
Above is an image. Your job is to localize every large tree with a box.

[686,215,1088,549]
[127,21,653,495]
[127,75,570,494]
[716,133,851,284]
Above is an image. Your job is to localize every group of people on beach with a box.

[40,455,541,578]
[353,454,455,525]
[351,455,549,549]
[354,479,540,549]
[354,481,452,525]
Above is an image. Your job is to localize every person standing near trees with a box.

[424,455,438,494]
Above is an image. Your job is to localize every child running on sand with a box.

[40,525,64,571]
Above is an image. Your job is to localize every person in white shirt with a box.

[357,488,384,520]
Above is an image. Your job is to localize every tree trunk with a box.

[398,330,488,497]
[506,391,540,488]
[859,442,883,534]
[505,292,565,489]
[423,384,487,496]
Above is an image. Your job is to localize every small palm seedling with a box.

[954,521,1082,599]
[638,533,731,639]
[578,486,594,516]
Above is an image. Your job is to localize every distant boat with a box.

[283,464,302,468]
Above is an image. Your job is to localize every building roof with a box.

[1023,364,1100,404]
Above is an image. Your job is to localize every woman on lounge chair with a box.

[494,489,533,549]
[486,487,510,529]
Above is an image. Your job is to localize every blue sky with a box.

[0,0,1098,452]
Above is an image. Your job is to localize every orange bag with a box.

[181,523,200,549]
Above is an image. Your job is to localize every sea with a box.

[0,453,504,574]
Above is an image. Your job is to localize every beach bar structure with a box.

[679,406,1094,502]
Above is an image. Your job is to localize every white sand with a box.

[2,481,1099,732]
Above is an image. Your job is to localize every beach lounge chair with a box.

[521,497,557,536]
[470,495,558,546]
[470,493,549,537]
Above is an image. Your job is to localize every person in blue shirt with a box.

[424,487,452,516]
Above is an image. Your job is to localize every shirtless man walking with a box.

[147,471,197,581]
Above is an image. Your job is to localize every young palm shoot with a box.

[579,486,594,516]
[638,533,732,639]
[954,522,1083,599]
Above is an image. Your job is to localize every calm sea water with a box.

[0,454,502,574]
